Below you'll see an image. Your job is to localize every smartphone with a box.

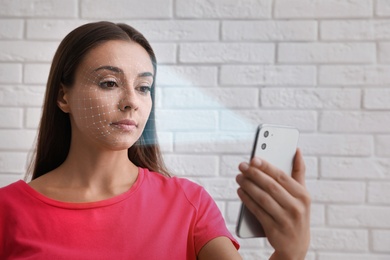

[236,124,300,238]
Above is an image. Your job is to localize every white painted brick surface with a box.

[0,0,78,18]
[0,64,22,83]
[321,20,390,40]
[180,43,274,63]
[376,0,390,17]
[372,230,390,252]
[321,157,390,180]
[261,88,360,109]
[0,19,24,39]
[364,88,390,109]
[320,111,390,133]
[328,205,390,228]
[222,20,317,41]
[221,65,317,86]
[376,135,390,156]
[0,108,23,128]
[368,182,390,205]
[81,0,172,19]
[129,21,219,42]
[275,0,372,18]
[278,43,376,63]
[1,1,390,259]
[176,0,272,18]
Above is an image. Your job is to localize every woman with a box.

[0,21,310,259]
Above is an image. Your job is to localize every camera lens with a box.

[264,131,269,138]
[261,143,266,150]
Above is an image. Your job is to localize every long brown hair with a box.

[27,21,170,180]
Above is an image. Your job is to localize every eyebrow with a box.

[93,66,154,78]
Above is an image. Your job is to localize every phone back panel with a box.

[236,124,299,238]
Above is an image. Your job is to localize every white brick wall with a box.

[0,0,389,259]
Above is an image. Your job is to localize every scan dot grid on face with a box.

[68,41,154,149]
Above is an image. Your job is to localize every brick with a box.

[310,228,368,251]
[156,131,173,153]
[0,129,37,150]
[129,20,219,42]
[24,63,50,84]
[81,0,172,19]
[155,110,217,131]
[0,174,24,188]
[220,65,316,86]
[0,152,28,173]
[278,43,375,63]
[321,157,390,180]
[0,85,45,107]
[376,135,390,156]
[175,132,253,153]
[162,87,258,108]
[321,20,390,40]
[220,155,251,177]
[261,88,360,109]
[328,205,390,228]
[0,107,23,128]
[222,20,317,41]
[25,107,42,129]
[0,41,58,62]
[372,230,390,252]
[151,43,176,64]
[0,0,77,18]
[318,253,390,260]
[220,110,317,132]
[319,65,390,85]
[196,178,238,199]
[0,63,22,83]
[376,0,390,16]
[163,154,218,177]
[180,43,274,64]
[364,88,390,109]
[157,65,217,86]
[299,134,373,156]
[0,19,23,39]
[320,111,390,133]
[307,180,365,203]
[27,20,85,40]
[310,204,325,226]
[275,0,372,18]
[378,43,390,63]
[368,182,390,204]
[176,0,272,18]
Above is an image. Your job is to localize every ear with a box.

[57,85,70,113]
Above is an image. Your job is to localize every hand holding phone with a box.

[236,124,300,238]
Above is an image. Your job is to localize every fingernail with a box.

[252,157,262,166]
[239,162,249,171]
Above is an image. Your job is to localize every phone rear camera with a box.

[261,143,266,150]
[264,131,269,138]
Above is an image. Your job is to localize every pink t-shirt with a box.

[0,168,239,259]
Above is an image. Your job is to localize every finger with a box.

[236,170,293,222]
[237,187,276,233]
[291,148,306,187]
[249,156,306,198]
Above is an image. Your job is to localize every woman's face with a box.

[61,40,154,151]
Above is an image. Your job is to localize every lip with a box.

[111,119,137,131]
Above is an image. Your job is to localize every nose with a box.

[118,88,138,112]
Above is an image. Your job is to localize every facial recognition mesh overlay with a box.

[66,40,154,149]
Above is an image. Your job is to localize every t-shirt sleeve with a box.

[179,179,240,254]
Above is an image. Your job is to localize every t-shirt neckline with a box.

[17,167,145,209]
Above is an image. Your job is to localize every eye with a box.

[99,80,118,89]
[137,86,152,95]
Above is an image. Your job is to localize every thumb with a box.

[291,148,306,187]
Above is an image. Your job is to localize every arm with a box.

[236,149,311,260]
[197,236,242,260]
